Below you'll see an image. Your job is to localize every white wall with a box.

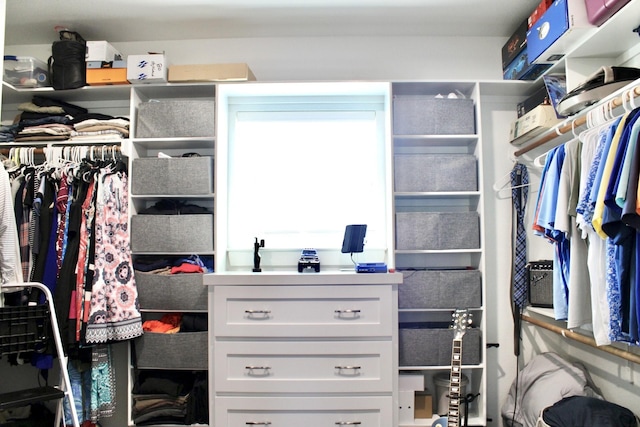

[5,35,507,82]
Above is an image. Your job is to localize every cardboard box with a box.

[502,18,528,70]
[415,393,433,419]
[86,41,122,62]
[87,60,127,69]
[503,46,552,81]
[86,68,129,85]
[168,63,256,82]
[527,0,594,64]
[528,0,554,28]
[517,85,551,117]
[127,54,168,84]
[510,104,563,145]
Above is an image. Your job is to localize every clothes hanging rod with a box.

[514,85,640,157]
[0,145,122,156]
[521,313,640,365]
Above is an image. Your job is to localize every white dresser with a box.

[204,272,402,426]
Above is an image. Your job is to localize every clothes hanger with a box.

[492,157,532,193]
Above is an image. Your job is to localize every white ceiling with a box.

[5,0,540,45]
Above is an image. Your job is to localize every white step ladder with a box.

[0,282,80,427]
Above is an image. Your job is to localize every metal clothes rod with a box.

[521,313,640,365]
[514,85,640,157]
[0,145,121,156]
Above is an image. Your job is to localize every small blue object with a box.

[356,262,387,273]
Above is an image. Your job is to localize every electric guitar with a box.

[433,308,472,427]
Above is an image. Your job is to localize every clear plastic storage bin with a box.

[3,55,49,87]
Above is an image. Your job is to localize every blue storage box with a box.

[526,0,593,64]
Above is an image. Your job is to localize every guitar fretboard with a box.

[447,338,463,427]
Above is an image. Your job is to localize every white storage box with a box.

[127,54,168,84]
[3,56,49,87]
[399,374,425,391]
[86,41,122,62]
[131,156,213,195]
[394,154,477,192]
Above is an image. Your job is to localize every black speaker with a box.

[527,260,553,308]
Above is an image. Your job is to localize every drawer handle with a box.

[246,422,271,426]
[334,309,361,317]
[245,365,271,375]
[245,309,271,318]
[335,422,362,425]
[335,365,362,371]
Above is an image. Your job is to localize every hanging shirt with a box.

[0,163,24,306]
[556,139,592,328]
[593,114,629,238]
[615,113,640,208]
[534,144,569,320]
[576,127,613,345]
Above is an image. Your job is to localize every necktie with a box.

[511,162,529,307]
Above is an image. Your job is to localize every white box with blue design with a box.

[127,53,168,84]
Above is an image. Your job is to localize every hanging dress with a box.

[84,167,143,344]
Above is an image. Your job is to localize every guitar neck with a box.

[447,338,463,427]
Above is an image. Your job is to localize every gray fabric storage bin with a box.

[394,154,477,192]
[131,214,213,252]
[393,96,475,135]
[134,331,207,369]
[395,212,480,250]
[135,271,207,311]
[399,325,481,366]
[399,270,481,309]
[136,99,215,138]
[131,157,213,195]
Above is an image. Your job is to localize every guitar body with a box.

[433,415,448,427]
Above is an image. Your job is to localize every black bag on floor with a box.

[541,396,638,427]
[48,30,86,90]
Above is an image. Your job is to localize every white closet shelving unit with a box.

[127,83,216,426]
[391,81,487,426]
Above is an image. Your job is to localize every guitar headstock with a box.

[451,308,472,340]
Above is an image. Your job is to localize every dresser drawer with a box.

[215,340,392,393]
[213,285,393,338]
[215,396,392,427]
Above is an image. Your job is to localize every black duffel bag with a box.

[48,30,86,90]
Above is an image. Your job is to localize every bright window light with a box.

[226,98,387,254]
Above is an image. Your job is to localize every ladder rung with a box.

[0,386,64,410]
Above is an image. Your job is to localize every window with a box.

[221,83,391,270]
